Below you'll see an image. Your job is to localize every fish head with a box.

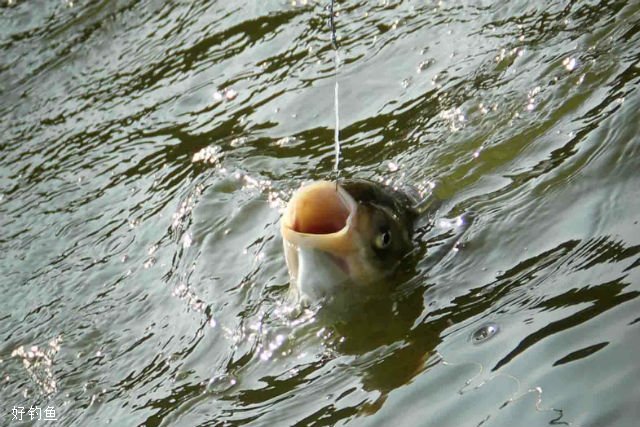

[280,180,416,303]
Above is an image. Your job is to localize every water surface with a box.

[1,0,639,426]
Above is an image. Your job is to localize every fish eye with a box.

[374,228,392,250]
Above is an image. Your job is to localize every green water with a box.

[1,0,639,426]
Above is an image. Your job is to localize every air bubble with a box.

[470,323,500,344]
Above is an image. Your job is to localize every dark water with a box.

[1,0,639,426]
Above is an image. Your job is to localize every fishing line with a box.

[329,0,338,50]
[329,0,341,183]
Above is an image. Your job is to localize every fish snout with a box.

[281,181,359,298]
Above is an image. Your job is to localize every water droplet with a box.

[207,374,238,393]
[471,323,500,344]
[225,89,237,100]
[260,350,272,361]
[276,136,297,147]
[417,58,434,73]
[230,137,247,147]
[563,57,577,72]
[213,88,237,102]
[182,233,192,248]
[192,145,222,165]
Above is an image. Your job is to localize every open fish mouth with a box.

[281,181,359,299]
[281,180,358,255]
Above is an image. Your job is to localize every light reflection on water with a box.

[1,0,639,426]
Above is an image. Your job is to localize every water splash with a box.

[11,337,62,396]
[192,145,223,165]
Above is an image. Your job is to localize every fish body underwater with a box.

[280,179,419,304]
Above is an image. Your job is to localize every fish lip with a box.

[293,247,351,300]
[281,180,358,255]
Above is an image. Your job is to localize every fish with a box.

[280,179,420,303]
